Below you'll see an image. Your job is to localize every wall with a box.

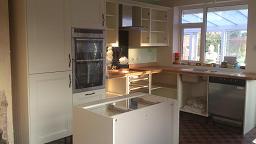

[245,0,256,73]
[0,0,14,143]
[128,48,157,64]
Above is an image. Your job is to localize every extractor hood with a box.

[119,4,143,30]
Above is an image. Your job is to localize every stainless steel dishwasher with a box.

[208,76,246,126]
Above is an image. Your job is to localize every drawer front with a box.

[73,89,105,106]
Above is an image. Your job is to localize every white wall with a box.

[245,0,256,73]
[0,0,14,143]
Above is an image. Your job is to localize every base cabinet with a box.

[73,93,179,144]
[29,71,72,143]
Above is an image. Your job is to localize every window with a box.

[182,28,201,61]
[182,9,203,23]
[206,5,248,65]
[179,4,248,66]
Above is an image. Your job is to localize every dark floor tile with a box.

[180,112,256,144]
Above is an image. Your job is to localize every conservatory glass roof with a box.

[182,6,248,31]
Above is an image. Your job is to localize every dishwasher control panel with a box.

[209,76,245,87]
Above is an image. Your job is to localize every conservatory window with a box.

[180,4,248,66]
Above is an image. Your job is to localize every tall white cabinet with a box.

[10,0,73,143]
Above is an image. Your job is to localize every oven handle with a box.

[74,38,104,41]
[75,59,104,62]
[85,92,95,96]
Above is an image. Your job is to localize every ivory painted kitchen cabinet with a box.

[128,5,170,47]
[28,0,71,74]
[70,0,105,29]
[29,71,72,144]
[10,0,72,143]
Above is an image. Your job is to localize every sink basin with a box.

[183,68,218,73]
[192,68,209,72]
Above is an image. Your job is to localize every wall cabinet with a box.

[71,0,105,29]
[29,72,72,144]
[106,0,119,46]
[129,7,169,47]
[105,1,170,47]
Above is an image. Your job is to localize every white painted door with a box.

[29,71,72,144]
[71,0,105,29]
[28,0,71,74]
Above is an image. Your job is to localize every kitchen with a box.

[0,0,256,144]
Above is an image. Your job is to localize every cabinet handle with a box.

[68,54,71,68]
[85,92,95,96]
[102,13,105,27]
[69,74,71,88]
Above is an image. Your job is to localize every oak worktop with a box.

[132,65,256,80]
[107,65,256,80]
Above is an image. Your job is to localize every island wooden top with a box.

[107,65,256,80]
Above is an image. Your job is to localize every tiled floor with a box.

[180,112,256,144]
[47,112,256,144]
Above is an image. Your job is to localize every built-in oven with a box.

[72,28,105,93]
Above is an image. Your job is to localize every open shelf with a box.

[129,77,149,82]
[180,74,209,117]
[130,85,149,91]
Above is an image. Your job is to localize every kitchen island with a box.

[107,64,256,135]
[73,93,179,144]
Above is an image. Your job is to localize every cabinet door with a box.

[28,0,71,74]
[71,0,105,29]
[29,71,72,144]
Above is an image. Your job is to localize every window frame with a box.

[178,0,248,64]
